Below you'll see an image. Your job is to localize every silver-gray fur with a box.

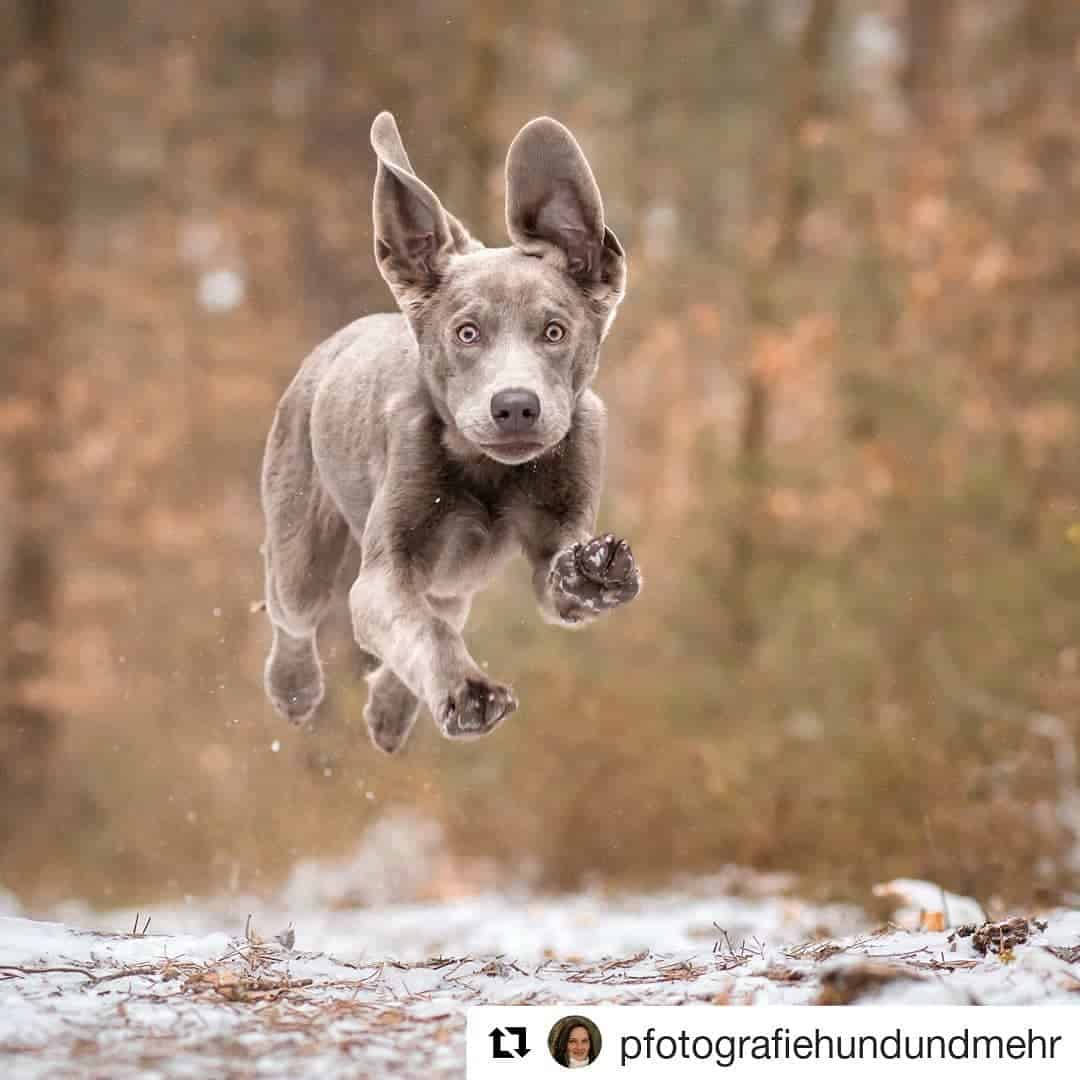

[260,111,640,752]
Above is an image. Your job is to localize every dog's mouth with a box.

[478,439,548,464]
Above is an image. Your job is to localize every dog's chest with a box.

[424,493,516,595]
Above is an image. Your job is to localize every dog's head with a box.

[370,112,626,465]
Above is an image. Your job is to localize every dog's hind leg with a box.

[361,594,471,753]
[364,667,421,754]
[262,498,350,725]
[264,595,327,726]
[337,538,420,752]
[355,583,421,753]
[334,538,381,678]
[261,391,355,727]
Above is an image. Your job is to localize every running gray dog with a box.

[260,111,641,753]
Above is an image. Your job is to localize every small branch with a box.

[0,964,95,981]
[91,965,162,986]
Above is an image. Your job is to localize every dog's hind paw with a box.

[549,533,641,623]
[364,666,421,754]
[266,669,324,726]
[437,677,517,740]
[265,643,324,726]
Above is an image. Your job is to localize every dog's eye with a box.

[543,322,566,343]
[456,322,481,345]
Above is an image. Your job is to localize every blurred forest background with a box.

[2,0,1079,913]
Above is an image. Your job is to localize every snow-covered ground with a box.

[3,824,1079,1077]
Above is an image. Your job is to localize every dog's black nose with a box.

[490,388,541,433]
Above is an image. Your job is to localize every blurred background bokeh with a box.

[2,0,1079,913]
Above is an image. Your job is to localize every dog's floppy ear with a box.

[505,118,626,321]
[371,112,480,301]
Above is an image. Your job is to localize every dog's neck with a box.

[433,414,567,512]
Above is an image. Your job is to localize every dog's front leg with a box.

[349,561,516,740]
[522,515,642,628]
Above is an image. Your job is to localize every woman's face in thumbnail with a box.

[567,1025,591,1062]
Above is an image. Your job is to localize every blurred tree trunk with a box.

[449,6,501,239]
[727,0,837,651]
[1002,0,1078,545]
[0,0,69,846]
[902,0,950,127]
[298,1,372,336]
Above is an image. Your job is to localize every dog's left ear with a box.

[505,118,626,324]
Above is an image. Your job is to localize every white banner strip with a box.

[467,1005,1080,1077]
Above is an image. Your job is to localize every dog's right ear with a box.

[371,112,480,305]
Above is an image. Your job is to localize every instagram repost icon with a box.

[489,1025,530,1060]
[549,1015,602,1068]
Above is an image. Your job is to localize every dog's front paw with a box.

[437,677,517,740]
[549,534,641,624]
